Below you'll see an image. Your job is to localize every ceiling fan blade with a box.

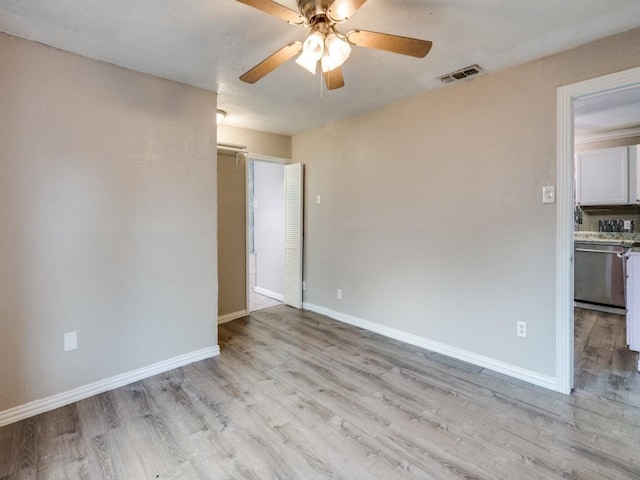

[347,30,432,58]
[240,41,303,84]
[327,0,368,22]
[323,67,345,90]
[235,0,304,25]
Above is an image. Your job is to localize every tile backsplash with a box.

[575,205,640,232]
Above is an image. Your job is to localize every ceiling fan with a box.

[236,0,433,90]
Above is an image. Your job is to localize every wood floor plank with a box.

[36,431,90,480]
[108,381,159,424]
[76,391,120,440]
[83,431,142,480]
[0,418,36,478]
[0,466,37,480]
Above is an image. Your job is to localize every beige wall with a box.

[0,33,218,412]
[217,151,247,317]
[218,125,292,158]
[294,27,640,378]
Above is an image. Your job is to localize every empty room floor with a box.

[574,307,640,407]
[2,306,640,479]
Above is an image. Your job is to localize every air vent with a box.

[439,65,484,84]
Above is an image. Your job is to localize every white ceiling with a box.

[574,86,640,137]
[1,0,640,136]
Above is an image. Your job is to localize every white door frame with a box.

[556,66,640,394]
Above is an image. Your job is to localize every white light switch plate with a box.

[542,185,556,204]
[316,195,321,205]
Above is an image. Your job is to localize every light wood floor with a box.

[574,307,640,407]
[2,306,640,479]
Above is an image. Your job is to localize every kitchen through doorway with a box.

[571,83,640,405]
[248,158,285,312]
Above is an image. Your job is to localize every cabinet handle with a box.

[575,248,620,254]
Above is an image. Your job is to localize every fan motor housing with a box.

[297,0,332,23]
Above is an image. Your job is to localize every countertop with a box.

[575,231,640,246]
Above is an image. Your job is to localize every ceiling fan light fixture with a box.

[322,33,351,72]
[302,31,324,61]
[236,0,433,91]
[295,50,318,74]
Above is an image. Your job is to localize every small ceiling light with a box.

[302,31,324,61]
[322,33,351,72]
[295,50,319,74]
[216,109,227,125]
[296,31,324,75]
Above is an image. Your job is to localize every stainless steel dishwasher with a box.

[574,242,627,308]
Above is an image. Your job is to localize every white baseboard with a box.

[303,303,559,392]
[218,310,248,324]
[0,346,220,428]
[254,287,284,302]
[574,301,626,316]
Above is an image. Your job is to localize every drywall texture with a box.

[294,27,640,378]
[0,33,218,412]
[254,161,285,297]
[218,125,292,159]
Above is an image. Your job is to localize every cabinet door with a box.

[576,147,628,206]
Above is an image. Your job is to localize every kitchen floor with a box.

[574,307,640,406]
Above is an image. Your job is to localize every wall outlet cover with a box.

[64,331,78,351]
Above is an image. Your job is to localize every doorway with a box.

[217,146,304,324]
[556,66,640,395]
[248,158,286,312]
[572,88,640,403]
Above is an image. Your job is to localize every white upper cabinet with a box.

[575,146,637,206]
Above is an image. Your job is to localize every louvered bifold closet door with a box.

[283,163,303,308]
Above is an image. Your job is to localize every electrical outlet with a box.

[302,281,306,291]
[316,195,321,205]
[64,331,77,351]
[337,289,342,300]
[517,321,527,338]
